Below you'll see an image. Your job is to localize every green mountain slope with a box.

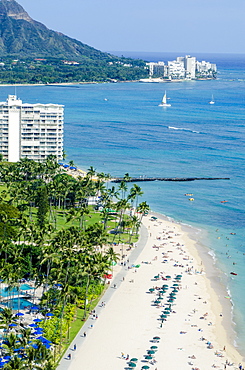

[0,0,148,83]
[0,0,114,60]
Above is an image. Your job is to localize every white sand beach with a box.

[60,213,244,370]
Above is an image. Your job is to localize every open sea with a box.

[0,52,244,354]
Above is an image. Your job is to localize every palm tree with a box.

[0,307,16,330]
[118,181,128,200]
[66,205,89,230]
[137,201,150,222]
[86,166,96,179]
[128,184,143,211]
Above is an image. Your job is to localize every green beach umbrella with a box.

[149,288,155,292]
[150,346,158,350]
[142,366,150,370]
[130,358,138,362]
[163,310,170,315]
[160,314,167,319]
[128,363,137,368]
[172,289,178,293]
[147,350,155,354]
[166,275,171,279]
[168,298,174,302]
[176,275,182,278]
[162,284,168,287]
[173,283,179,287]
[153,336,160,340]
[145,355,152,360]
[135,264,140,268]
[154,300,160,304]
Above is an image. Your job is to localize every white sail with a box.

[159,91,171,107]
[209,94,215,104]
[162,92,167,105]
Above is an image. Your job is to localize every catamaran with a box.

[209,95,215,104]
[159,91,171,107]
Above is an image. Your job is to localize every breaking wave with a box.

[168,126,200,134]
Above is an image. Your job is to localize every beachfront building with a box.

[196,60,217,78]
[184,55,196,79]
[0,95,63,162]
[148,61,166,77]
[147,55,217,80]
[168,60,186,79]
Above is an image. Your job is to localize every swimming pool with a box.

[0,284,34,297]
[1,298,32,311]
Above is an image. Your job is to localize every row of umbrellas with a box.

[127,338,160,368]
[127,271,183,368]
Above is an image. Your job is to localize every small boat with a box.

[230,272,237,276]
[189,198,194,201]
[185,193,193,196]
[220,200,228,203]
[159,91,171,107]
[209,95,215,104]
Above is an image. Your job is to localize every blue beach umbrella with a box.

[15,312,24,317]
[29,323,37,328]
[9,323,17,327]
[33,318,42,322]
[46,312,54,317]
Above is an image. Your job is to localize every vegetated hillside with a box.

[0,0,148,83]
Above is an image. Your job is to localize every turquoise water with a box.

[0,53,244,352]
[1,298,32,310]
[0,284,33,297]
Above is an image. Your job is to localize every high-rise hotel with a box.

[0,95,63,162]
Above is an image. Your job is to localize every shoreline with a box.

[0,77,216,88]
[58,211,244,369]
[151,210,244,361]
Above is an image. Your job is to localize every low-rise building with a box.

[0,95,64,162]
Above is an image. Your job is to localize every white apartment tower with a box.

[0,95,64,162]
[184,55,196,79]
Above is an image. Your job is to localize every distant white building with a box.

[0,95,64,162]
[168,60,185,79]
[184,55,196,79]
[147,55,217,80]
[147,62,165,77]
[196,60,217,77]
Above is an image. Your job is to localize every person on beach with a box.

[67,353,71,360]
[83,332,86,337]
[73,344,76,350]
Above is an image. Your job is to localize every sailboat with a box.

[209,95,215,104]
[159,91,171,107]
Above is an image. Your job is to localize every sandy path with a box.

[57,214,244,370]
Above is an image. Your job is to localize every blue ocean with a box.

[0,52,244,354]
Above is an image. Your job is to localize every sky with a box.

[17,0,245,54]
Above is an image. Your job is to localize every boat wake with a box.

[168,126,200,134]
